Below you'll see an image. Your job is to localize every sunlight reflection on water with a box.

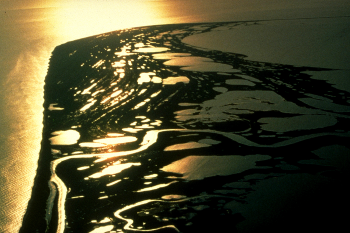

[0,2,176,232]
[50,1,173,43]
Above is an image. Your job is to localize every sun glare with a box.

[51,0,170,42]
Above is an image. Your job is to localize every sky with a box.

[1,0,51,10]
[1,0,349,10]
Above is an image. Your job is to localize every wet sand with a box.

[20,19,350,233]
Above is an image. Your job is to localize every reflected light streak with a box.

[136,181,178,193]
[94,136,137,145]
[89,225,114,233]
[164,142,211,151]
[106,179,121,187]
[114,199,180,232]
[89,162,141,179]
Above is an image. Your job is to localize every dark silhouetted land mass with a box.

[21,20,350,233]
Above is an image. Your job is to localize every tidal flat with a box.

[20,19,350,233]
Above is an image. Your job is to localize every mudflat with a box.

[21,19,350,233]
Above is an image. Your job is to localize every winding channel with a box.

[47,129,350,233]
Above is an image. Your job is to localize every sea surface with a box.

[20,21,350,233]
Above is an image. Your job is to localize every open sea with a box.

[1,1,350,233]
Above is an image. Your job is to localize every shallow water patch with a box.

[161,154,271,181]
[49,130,80,145]
[258,115,337,133]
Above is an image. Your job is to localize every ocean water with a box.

[0,8,58,233]
[19,22,350,233]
